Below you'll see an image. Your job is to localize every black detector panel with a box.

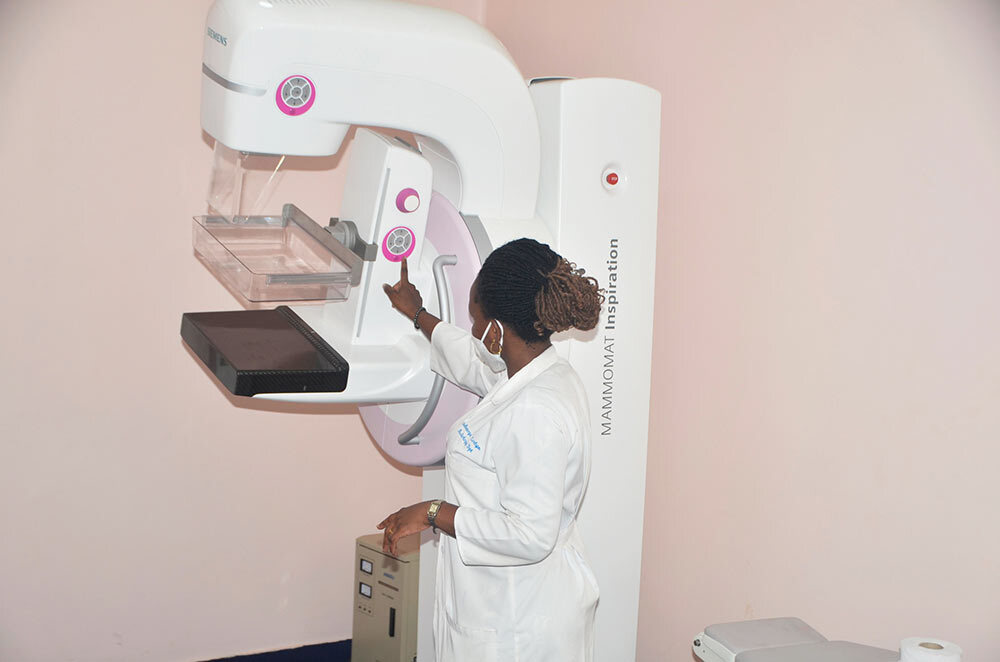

[180,306,349,396]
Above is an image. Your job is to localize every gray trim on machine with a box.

[202,63,267,96]
[398,254,458,446]
[460,213,494,264]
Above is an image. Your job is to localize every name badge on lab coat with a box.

[457,422,482,454]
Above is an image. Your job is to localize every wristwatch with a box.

[426,499,443,532]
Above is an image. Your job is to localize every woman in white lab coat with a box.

[378,238,604,662]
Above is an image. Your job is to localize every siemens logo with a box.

[207,27,228,46]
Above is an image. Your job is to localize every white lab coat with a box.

[428,322,599,662]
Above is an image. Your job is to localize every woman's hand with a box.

[382,258,423,320]
[377,501,432,557]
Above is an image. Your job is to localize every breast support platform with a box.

[182,1,660,660]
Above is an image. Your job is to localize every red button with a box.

[606,172,619,186]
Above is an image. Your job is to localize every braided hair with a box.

[476,238,604,343]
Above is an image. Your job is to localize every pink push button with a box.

[276,75,315,116]
[396,188,420,213]
[382,226,415,262]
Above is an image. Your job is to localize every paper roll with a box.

[900,637,962,662]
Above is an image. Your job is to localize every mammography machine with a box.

[182,1,660,659]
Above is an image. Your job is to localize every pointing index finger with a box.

[400,258,409,284]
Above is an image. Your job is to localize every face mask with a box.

[475,319,507,372]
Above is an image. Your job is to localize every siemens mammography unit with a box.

[182,1,661,659]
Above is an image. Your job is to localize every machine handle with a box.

[283,203,366,286]
[398,254,458,445]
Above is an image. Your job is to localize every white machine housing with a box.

[194,1,661,660]
[291,129,441,404]
[202,0,538,218]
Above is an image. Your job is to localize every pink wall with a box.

[485,1,1000,660]
[3,1,999,660]
[1,0,518,656]
[0,0,483,659]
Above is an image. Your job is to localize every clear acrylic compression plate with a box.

[193,207,354,303]
[196,143,355,303]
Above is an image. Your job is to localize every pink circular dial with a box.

[276,75,315,116]
[396,188,420,213]
[381,226,416,262]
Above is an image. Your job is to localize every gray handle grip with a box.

[398,254,458,445]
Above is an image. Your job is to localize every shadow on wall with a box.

[179,341,422,477]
